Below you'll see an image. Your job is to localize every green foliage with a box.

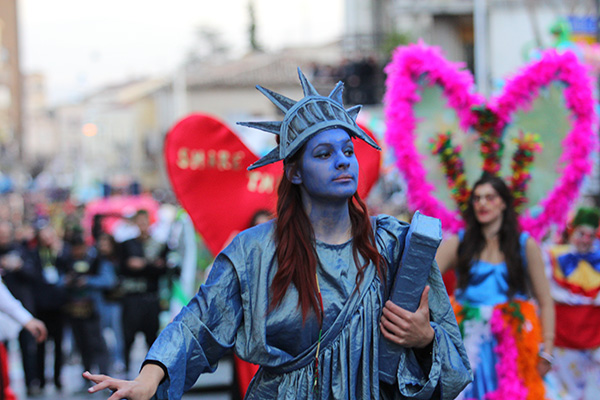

[248,0,262,52]
[380,31,412,60]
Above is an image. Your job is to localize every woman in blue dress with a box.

[436,174,555,400]
[83,69,472,399]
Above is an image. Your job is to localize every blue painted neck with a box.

[301,191,352,245]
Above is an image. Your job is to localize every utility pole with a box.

[594,0,600,207]
[474,0,489,96]
[596,0,600,54]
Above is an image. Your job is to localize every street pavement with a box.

[7,333,234,400]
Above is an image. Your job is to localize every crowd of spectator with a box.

[0,192,172,396]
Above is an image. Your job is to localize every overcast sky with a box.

[17,0,344,104]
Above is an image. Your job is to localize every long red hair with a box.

[271,166,386,323]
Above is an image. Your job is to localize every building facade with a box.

[0,0,22,164]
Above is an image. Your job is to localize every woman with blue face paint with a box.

[83,69,472,399]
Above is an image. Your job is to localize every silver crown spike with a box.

[256,85,296,113]
[329,82,344,105]
[239,67,381,171]
[297,68,320,97]
[346,105,362,121]
[247,147,281,171]
[237,121,282,135]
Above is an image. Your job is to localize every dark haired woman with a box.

[436,174,555,400]
[83,70,471,399]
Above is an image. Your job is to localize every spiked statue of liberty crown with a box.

[238,68,381,171]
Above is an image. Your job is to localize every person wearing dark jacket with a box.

[60,235,113,376]
[118,210,167,374]
[30,224,68,391]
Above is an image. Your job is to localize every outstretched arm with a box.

[0,278,47,342]
[84,364,164,400]
[84,248,244,399]
[525,237,555,376]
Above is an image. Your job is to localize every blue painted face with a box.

[291,128,359,202]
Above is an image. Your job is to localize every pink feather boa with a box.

[384,41,598,239]
[486,308,529,400]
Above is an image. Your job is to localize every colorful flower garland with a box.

[429,132,470,211]
[510,132,543,213]
[384,41,598,239]
[432,124,542,214]
[472,106,504,176]
[490,301,545,400]
[452,299,545,400]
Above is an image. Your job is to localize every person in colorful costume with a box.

[436,174,555,400]
[83,69,472,400]
[546,207,600,399]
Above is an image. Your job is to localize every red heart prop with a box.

[355,122,382,198]
[165,114,381,256]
